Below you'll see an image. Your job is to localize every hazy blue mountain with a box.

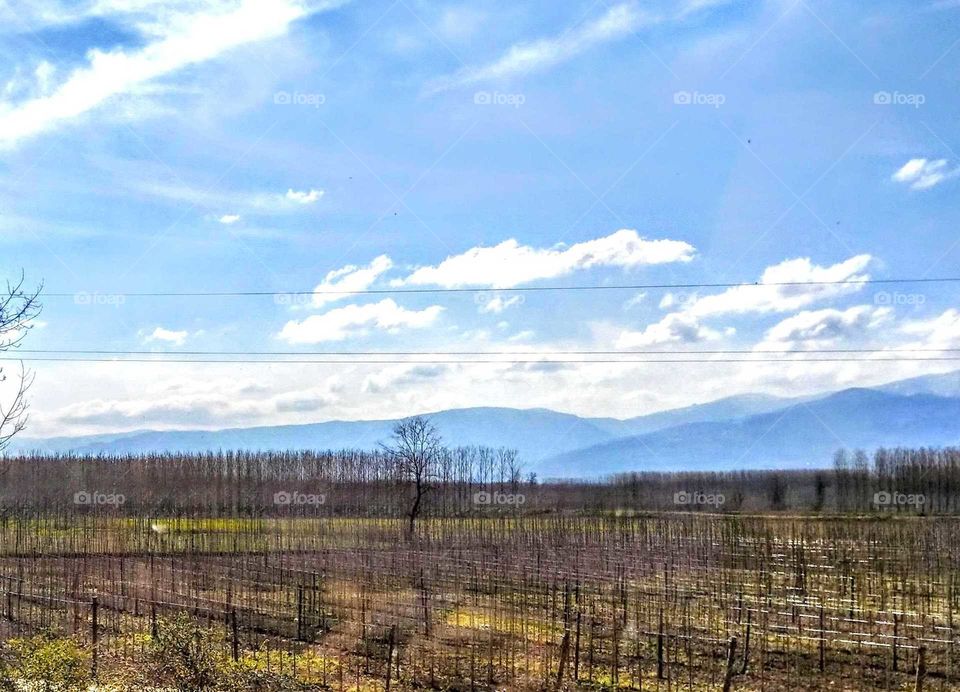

[539,388,960,478]
[10,407,617,464]
[585,392,810,437]
[11,370,960,478]
[875,369,960,397]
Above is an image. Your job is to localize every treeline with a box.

[2,445,958,516]
[607,446,960,513]
[0,447,528,517]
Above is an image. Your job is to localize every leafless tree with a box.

[383,416,442,535]
[0,273,41,454]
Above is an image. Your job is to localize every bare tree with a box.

[383,416,442,535]
[0,274,41,454]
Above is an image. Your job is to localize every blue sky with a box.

[1,0,960,436]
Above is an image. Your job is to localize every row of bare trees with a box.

[0,418,529,523]
[5,444,960,517]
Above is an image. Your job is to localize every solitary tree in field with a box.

[384,416,442,535]
[0,274,41,453]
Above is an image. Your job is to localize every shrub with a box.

[5,632,88,692]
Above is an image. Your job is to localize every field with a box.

[0,513,957,690]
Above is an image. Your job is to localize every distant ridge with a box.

[11,370,960,478]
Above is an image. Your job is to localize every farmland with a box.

[0,482,957,689]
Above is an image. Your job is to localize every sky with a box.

[1,0,960,438]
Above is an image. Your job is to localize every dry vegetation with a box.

[0,443,957,689]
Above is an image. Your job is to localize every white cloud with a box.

[285,188,323,204]
[309,255,393,308]
[278,298,443,343]
[761,306,892,346]
[892,158,958,190]
[616,312,725,348]
[424,3,652,94]
[614,255,872,350]
[0,0,322,147]
[685,255,873,317]
[901,309,960,346]
[219,214,241,224]
[142,326,189,346]
[397,229,695,288]
[480,295,523,314]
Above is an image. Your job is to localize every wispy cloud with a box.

[0,0,329,147]
[424,3,653,94]
[134,181,325,215]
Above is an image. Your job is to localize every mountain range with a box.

[9,370,960,478]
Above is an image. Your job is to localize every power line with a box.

[4,356,960,364]
[12,347,960,356]
[40,276,960,298]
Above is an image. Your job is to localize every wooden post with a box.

[740,610,751,674]
[420,570,431,637]
[819,606,826,673]
[555,629,571,691]
[297,584,304,641]
[386,624,396,692]
[231,609,239,662]
[574,610,581,681]
[657,608,665,679]
[91,596,99,681]
[722,636,738,692]
[915,646,926,692]
[893,614,899,672]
